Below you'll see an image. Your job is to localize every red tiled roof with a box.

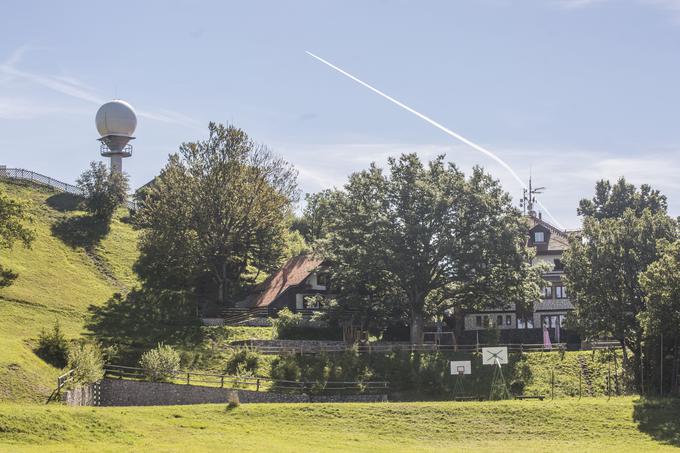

[248,254,324,308]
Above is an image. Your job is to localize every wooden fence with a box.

[103,364,389,394]
[230,341,576,355]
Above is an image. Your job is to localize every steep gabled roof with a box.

[528,215,570,251]
[246,254,324,308]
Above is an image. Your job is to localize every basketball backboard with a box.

[450,360,472,375]
[481,347,508,365]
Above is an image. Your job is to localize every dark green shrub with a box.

[270,354,302,381]
[510,380,526,395]
[35,321,69,368]
[225,349,260,375]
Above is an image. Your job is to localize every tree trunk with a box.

[216,261,227,305]
[410,309,424,345]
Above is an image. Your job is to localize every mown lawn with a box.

[0,398,678,452]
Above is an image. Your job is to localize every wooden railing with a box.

[1,167,137,210]
[103,364,389,394]
[231,341,573,355]
[47,369,76,403]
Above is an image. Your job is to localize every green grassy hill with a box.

[0,398,677,452]
[0,180,138,402]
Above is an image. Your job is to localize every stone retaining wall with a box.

[64,379,387,407]
[63,383,99,406]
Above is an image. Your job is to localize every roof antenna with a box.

[520,168,545,218]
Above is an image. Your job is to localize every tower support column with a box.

[110,155,123,174]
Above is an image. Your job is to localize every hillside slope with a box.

[0,179,138,402]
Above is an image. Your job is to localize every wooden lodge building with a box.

[461,213,574,343]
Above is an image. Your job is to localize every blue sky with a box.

[3,0,680,229]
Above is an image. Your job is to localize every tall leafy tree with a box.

[578,177,667,219]
[640,239,680,394]
[136,123,298,304]
[0,186,35,287]
[324,154,542,343]
[564,178,677,389]
[291,190,334,245]
[77,161,129,223]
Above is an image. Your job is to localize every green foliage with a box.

[269,354,302,382]
[639,239,680,395]
[135,123,299,304]
[77,161,129,223]
[272,308,342,340]
[35,321,69,369]
[578,177,667,220]
[640,239,680,338]
[565,178,678,390]
[139,343,180,382]
[225,348,260,375]
[68,342,104,385]
[272,308,303,338]
[0,184,35,288]
[291,190,334,244]
[87,288,201,351]
[321,154,543,343]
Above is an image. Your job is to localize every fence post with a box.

[579,369,582,399]
[551,369,555,400]
[256,379,261,392]
[220,376,224,388]
[187,373,190,385]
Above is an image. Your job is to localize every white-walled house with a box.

[462,215,573,342]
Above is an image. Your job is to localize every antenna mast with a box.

[520,171,545,218]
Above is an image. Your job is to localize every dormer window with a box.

[534,231,545,243]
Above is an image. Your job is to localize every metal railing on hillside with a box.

[103,364,389,394]
[1,167,137,210]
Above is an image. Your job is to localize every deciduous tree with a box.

[323,154,542,344]
[136,123,298,304]
[0,186,34,287]
[564,178,678,390]
[77,161,129,223]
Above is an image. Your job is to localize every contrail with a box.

[305,51,564,230]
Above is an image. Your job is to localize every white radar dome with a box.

[95,99,137,137]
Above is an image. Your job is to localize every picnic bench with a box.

[454,396,487,402]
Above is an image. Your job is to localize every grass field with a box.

[0,180,138,402]
[0,398,678,452]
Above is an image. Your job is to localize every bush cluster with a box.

[68,343,105,385]
[139,343,180,382]
[272,308,342,340]
[225,349,260,376]
[35,321,70,368]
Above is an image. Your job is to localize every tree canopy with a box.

[0,186,35,287]
[77,161,129,223]
[135,122,299,305]
[321,154,543,343]
[564,177,678,391]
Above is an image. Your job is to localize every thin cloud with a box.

[0,46,201,128]
[278,142,680,230]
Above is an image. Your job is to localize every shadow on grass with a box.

[46,192,82,212]
[51,214,109,249]
[633,398,680,447]
[86,288,203,363]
